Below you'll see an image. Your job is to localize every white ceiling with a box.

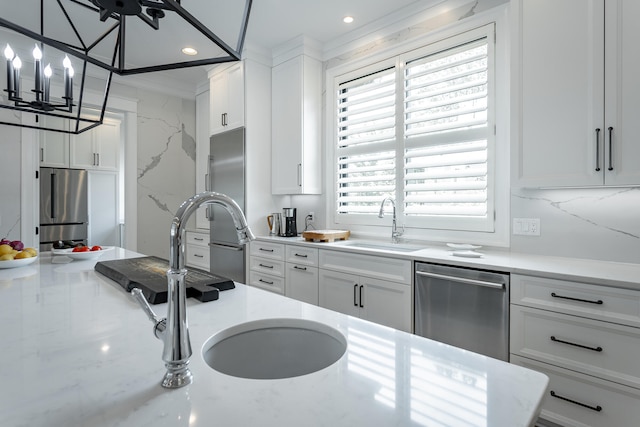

[1,0,445,93]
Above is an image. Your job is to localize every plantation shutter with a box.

[336,67,397,214]
[403,39,491,221]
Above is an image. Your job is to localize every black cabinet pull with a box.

[294,253,308,258]
[550,391,602,412]
[258,279,274,285]
[595,128,601,171]
[293,266,307,271]
[550,336,603,352]
[551,292,603,305]
[258,263,273,269]
[194,254,204,258]
[259,248,274,252]
[359,285,364,308]
[353,284,358,306]
[608,126,614,171]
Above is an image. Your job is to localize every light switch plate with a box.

[513,218,540,236]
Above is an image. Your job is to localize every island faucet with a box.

[378,197,404,243]
[131,191,255,389]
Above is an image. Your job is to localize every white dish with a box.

[447,243,482,250]
[452,250,483,258]
[0,255,38,269]
[52,246,113,261]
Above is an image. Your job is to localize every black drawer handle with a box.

[259,248,274,252]
[258,279,274,285]
[550,336,603,352]
[294,253,308,258]
[194,254,204,258]
[353,284,358,307]
[258,263,274,269]
[293,266,307,271]
[551,292,603,305]
[550,390,602,412]
[194,237,205,241]
[359,285,364,308]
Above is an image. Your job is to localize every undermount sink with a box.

[344,242,423,252]
[202,318,347,380]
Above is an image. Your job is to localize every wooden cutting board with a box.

[302,230,350,242]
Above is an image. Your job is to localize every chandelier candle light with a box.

[4,44,74,112]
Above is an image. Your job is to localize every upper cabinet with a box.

[70,119,120,171]
[40,117,120,171]
[514,0,640,187]
[209,62,244,135]
[271,54,322,195]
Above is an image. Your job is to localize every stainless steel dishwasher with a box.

[414,262,510,361]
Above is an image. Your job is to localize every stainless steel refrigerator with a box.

[39,167,89,251]
[208,127,246,282]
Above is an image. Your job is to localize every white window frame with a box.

[325,11,510,246]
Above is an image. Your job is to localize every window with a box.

[334,25,495,233]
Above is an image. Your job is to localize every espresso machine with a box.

[282,208,297,237]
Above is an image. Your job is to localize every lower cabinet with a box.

[510,274,640,426]
[247,240,412,333]
[318,269,411,332]
[185,231,210,270]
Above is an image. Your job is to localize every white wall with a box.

[0,113,23,241]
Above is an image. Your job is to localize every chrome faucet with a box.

[378,197,404,243]
[131,191,255,389]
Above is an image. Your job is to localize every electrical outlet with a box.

[513,218,541,236]
[308,212,314,221]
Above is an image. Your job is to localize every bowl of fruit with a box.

[51,243,113,261]
[0,239,38,269]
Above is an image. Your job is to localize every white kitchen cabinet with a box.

[39,117,69,168]
[248,241,285,294]
[271,55,321,195]
[195,89,210,230]
[209,62,244,136]
[285,245,319,304]
[510,273,640,426]
[514,0,640,187]
[185,230,210,270]
[70,119,120,171]
[318,249,411,332]
[318,269,411,332]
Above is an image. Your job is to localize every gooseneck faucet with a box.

[378,197,404,243]
[131,192,255,389]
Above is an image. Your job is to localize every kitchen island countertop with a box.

[0,248,547,427]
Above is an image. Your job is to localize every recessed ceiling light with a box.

[343,16,354,24]
[181,47,198,56]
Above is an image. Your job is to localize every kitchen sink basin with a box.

[202,318,347,379]
[344,242,423,252]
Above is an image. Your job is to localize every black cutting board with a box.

[95,256,234,304]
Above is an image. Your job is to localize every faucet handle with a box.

[131,288,166,337]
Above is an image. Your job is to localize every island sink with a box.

[202,318,347,379]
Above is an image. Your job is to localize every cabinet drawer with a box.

[285,264,318,305]
[250,241,285,260]
[249,257,285,277]
[512,274,640,327]
[511,305,640,389]
[285,245,318,266]
[319,250,411,284]
[186,244,210,269]
[512,355,640,427]
[248,271,284,295]
[186,231,209,247]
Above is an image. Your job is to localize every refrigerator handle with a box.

[207,156,214,221]
[50,172,56,220]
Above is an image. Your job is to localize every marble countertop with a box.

[0,248,547,427]
[258,235,640,290]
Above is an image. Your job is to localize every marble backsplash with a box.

[511,187,640,264]
[136,90,196,260]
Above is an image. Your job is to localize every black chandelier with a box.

[0,0,252,134]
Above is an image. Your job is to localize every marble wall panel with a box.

[511,188,640,263]
[136,90,196,260]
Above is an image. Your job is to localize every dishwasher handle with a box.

[416,270,505,289]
